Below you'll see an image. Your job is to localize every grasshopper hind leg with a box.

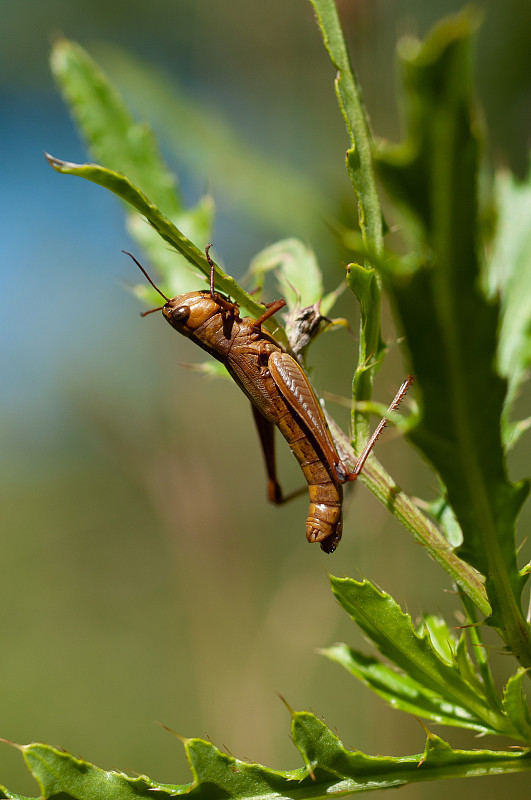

[251,404,307,506]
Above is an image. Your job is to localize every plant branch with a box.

[326,413,490,616]
[309,0,385,446]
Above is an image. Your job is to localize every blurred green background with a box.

[1,1,530,797]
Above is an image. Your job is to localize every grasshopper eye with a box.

[171,306,190,323]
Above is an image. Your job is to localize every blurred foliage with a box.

[1,1,531,799]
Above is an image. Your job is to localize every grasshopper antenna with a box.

[205,243,216,296]
[123,250,170,313]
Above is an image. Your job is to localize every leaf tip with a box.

[49,30,68,50]
[0,737,24,753]
[155,721,189,744]
[44,152,68,172]
[277,693,295,716]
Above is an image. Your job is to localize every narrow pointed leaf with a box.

[50,38,213,292]
[322,643,490,733]
[308,0,385,439]
[307,0,383,254]
[455,633,488,697]
[45,155,286,344]
[503,669,531,742]
[330,576,520,738]
[51,38,183,217]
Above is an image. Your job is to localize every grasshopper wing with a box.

[268,350,340,474]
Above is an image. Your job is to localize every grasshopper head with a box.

[162,292,221,335]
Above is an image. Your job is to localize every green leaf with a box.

[45,155,287,347]
[421,494,463,548]
[415,730,528,778]
[51,38,182,217]
[420,614,456,663]
[307,0,383,256]
[346,262,378,313]
[487,157,531,433]
[247,239,345,357]
[292,713,531,785]
[322,643,490,733]
[3,720,531,800]
[126,198,215,298]
[11,743,182,799]
[503,669,531,741]
[44,153,206,285]
[329,576,522,738]
[91,43,326,238]
[373,11,531,664]
[308,0,385,447]
[181,360,231,381]
[454,632,489,698]
[0,786,32,800]
[346,260,387,388]
[248,239,324,311]
[50,38,212,293]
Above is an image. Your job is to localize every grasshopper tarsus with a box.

[341,373,415,483]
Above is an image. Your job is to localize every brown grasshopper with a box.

[127,247,412,553]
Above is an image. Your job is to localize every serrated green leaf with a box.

[503,669,531,741]
[290,712,531,788]
[44,154,207,287]
[417,729,529,778]
[3,717,531,800]
[330,576,521,738]
[373,11,531,664]
[14,743,180,799]
[322,643,489,733]
[487,158,531,433]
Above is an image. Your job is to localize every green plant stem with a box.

[308,0,383,254]
[361,459,490,616]
[309,0,384,445]
[459,590,501,709]
[326,414,490,616]
[490,571,531,670]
